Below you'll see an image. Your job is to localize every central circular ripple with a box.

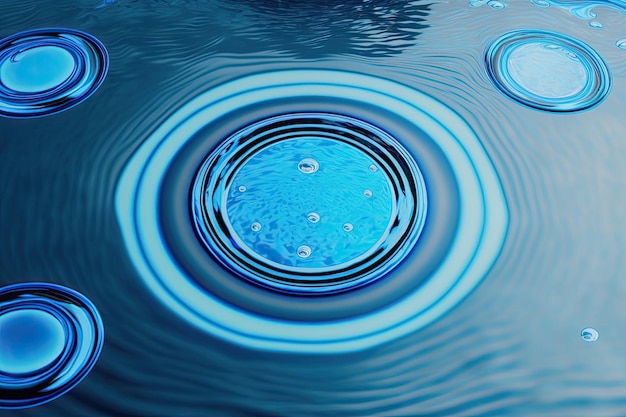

[485,30,610,112]
[116,70,508,353]
[192,114,426,294]
[0,28,109,118]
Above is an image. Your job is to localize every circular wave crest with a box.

[115,70,508,353]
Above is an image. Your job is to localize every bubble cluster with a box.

[0,28,108,118]
[485,30,610,112]
[0,282,104,409]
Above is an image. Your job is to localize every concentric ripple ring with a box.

[0,28,109,118]
[115,70,508,353]
[485,30,610,112]
[0,282,104,409]
[192,113,428,294]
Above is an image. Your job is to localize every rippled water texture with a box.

[3,0,626,415]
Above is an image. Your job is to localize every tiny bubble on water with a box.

[581,327,599,342]
[363,190,373,198]
[488,0,505,10]
[616,39,626,50]
[369,164,378,172]
[297,245,312,258]
[589,21,603,29]
[251,222,261,232]
[238,185,247,192]
[298,158,319,174]
[530,0,550,7]
[343,223,353,232]
[307,212,320,223]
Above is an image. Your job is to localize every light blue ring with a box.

[115,70,508,353]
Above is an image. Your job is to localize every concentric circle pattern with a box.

[116,70,508,353]
[485,30,610,112]
[0,28,108,118]
[192,113,427,294]
[0,282,104,409]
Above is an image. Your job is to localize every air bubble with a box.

[251,222,262,232]
[581,327,599,342]
[369,164,378,172]
[363,190,373,198]
[307,212,320,223]
[617,39,626,50]
[589,21,603,29]
[298,158,319,174]
[297,245,312,258]
[238,185,247,192]
[488,0,505,10]
[343,223,353,232]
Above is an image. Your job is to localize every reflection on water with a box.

[2,0,626,415]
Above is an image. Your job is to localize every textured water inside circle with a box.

[0,309,66,375]
[225,138,394,269]
[485,30,610,112]
[194,113,424,293]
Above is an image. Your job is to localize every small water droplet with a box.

[297,245,312,258]
[469,0,486,7]
[369,164,378,172]
[589,21,603,29]
[298,158,319,174]
[307,212,320,223]
[251,222,261,232]
[343,223,353,232]
[363,190,373,198]
[616,39,626,50]
[581,327,599,342]
[238,185,247,192]
[488,0,505,10]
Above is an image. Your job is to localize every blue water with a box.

[2,0,626,415]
